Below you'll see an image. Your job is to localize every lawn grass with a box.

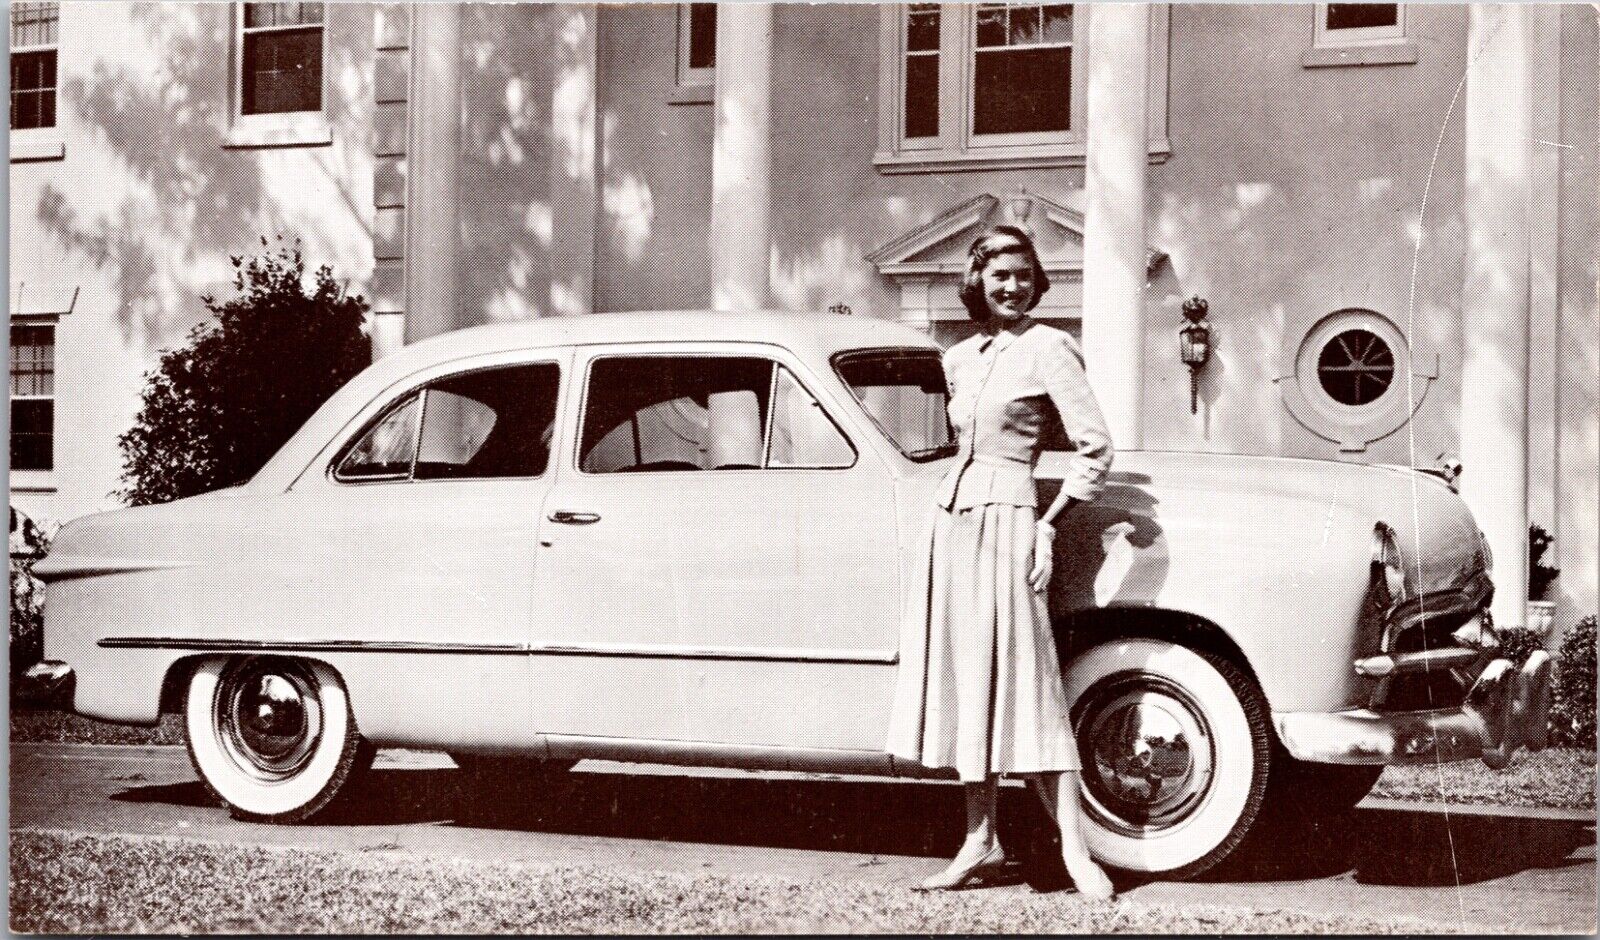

[1369,748,1596,811]
[10,830,1455,934]
[9,706,187,745]
[12,707,1597,811]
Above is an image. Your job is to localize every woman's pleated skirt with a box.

[890,502,1080,782]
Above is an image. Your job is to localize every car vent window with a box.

[413,363,560,480]
[768,367,855,469]
[336,394,421,480]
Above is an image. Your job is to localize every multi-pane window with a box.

[241,2,324,115]
[10,324,55,471]
[885,2,1094,165]
[677,3,716,89]
[903,5,940,139]
[1326,4,1399,31]
[10,2,59,131]
[1316,329,1395,408]
[1313,3,1406,48]
[972,3,1074,137]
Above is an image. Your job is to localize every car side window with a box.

[580,355,852,473]
[414,364,560,479]
[335,363,560,483]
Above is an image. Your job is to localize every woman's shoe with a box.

[913,843,1008,891]
[1066,860,1116,901]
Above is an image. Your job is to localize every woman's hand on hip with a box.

[1029,520,1055,593]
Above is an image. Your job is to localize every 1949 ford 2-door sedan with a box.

[33,311,1554,878]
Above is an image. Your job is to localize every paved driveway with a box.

[11,743,1595,933]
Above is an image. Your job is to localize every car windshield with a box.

[834,348,956,462]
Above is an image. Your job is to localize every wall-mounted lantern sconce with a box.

[1179,296,1212,414]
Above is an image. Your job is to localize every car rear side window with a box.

[580,356,853,473]
[335,362,560,482]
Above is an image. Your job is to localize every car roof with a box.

[246,311,938,493]
[396,310,937,363]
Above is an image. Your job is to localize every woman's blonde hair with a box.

[958,225,1051,325]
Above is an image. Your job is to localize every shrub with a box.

[1548,615,1597,750]
[9,507,51,679]
[1496,626,1544,667]
[117,240,369,506]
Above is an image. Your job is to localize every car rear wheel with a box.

[185,656,372,823]
[1063,638,1273,880]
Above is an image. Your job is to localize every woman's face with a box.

[981,250,1035,323]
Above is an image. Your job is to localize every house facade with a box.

[8,2,1598,634]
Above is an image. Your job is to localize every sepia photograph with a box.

[8,0,1597,933]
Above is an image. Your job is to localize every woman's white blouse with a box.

[934,321,1114,511]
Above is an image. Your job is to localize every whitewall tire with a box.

[185,656,371,823]
[1063,638,1272,880]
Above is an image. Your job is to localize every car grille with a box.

[1367,572,1496,713]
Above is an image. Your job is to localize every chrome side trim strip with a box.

[98,638,525,655]
[98,637,899,665]
[525,642,899,665]
[541,733,898,776]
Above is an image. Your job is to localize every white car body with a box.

[34,311,1553,876]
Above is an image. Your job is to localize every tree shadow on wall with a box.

[34,4,371,349]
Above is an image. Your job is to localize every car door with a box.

[276,351,568,751]
[528,344,902,749]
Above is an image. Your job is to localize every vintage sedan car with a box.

[33,311,1553,878]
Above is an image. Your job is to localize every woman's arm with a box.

[1029,332,1113,592]
[1039,331,1114,520]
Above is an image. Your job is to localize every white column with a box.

[709,3,773,312]
[550,4,600,316]
[1460,4,1533,628]
[403,2,463,342]
[1080,3,1150,450]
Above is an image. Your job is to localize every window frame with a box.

[9,1,65,162]
[226,2,333,149]
[1303,3,1417,68]
[574,350,859,476]
[876,2,1170,174]
[328,360,563,486]
[1315,3,1405,47]
[669,3,716,105]
[9,318,57,474]
[831,346,955,463]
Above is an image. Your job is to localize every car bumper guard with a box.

[1274,650,1553,769]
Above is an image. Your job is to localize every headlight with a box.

[1371,522,1406,603]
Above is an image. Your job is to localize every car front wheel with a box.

[1063,638,1273,880]
[185,656,372,823]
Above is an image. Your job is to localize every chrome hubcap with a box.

[217,659,322,782]
[1074,673,1214,834]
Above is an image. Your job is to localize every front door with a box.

[529,345,901,749]
[280,353,567,750]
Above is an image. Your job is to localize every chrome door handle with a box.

[549,510,601,525]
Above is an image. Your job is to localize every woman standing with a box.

[886,225,1116,899]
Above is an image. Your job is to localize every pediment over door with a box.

[865,191,1166,327]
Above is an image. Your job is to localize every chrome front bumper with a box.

[1274,651,1553,769]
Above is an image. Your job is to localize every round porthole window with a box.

[1276,308,1436,452]
[1315,328,1395,407]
